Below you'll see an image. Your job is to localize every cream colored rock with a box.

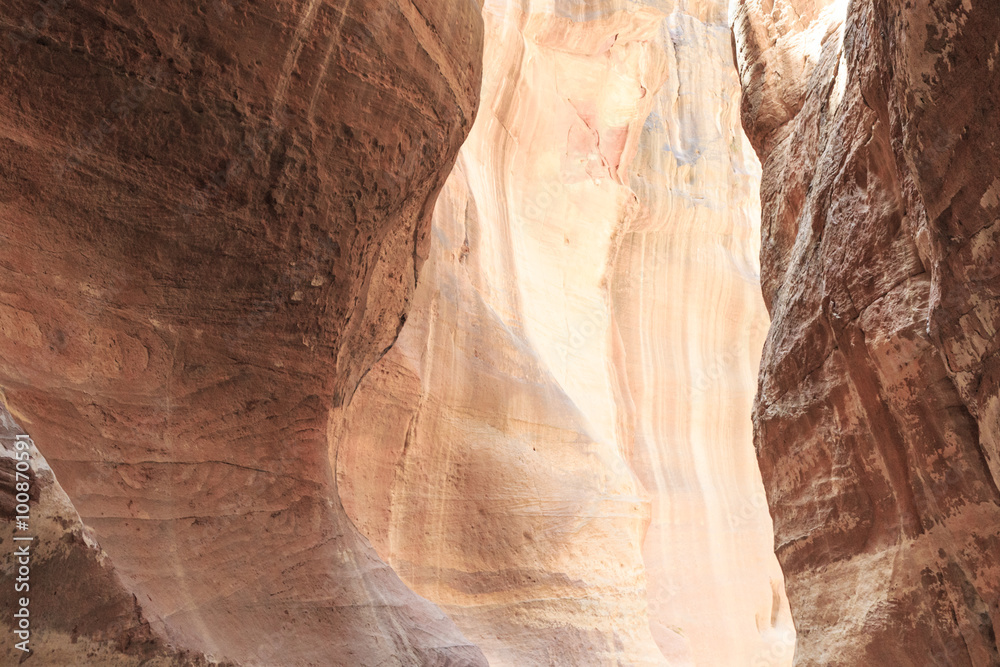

[338,1,792,665]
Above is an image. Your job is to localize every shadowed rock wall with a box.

[0,1,485,664]
[734,0,1000,663]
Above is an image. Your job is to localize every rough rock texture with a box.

[0,1,485,664]
[734,0,1000,663]
[1,407,209,666]
[338,1,792,665]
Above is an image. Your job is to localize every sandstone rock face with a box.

[0,1,485,664]
[1,407,206,666]
[338,1,792,665]
[734,0,1000,663]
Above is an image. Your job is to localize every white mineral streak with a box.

[337,1,793,664]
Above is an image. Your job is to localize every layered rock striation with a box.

[339,1,792,665]
[734,0,1000,663]
[0,0,485,664]
[1,407,208,666]
[0,0,815,664]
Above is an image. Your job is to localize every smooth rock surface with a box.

[339,1,792,665]
[0,1,485,664]
[734,0,1000,663]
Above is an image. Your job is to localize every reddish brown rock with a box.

[1,409,211,665]
[0,0,485,664]
[734,0,1000,663]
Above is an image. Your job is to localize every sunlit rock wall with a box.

[734,0,1000,663]
[338,1,792,665]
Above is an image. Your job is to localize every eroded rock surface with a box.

[0,406,209,666]
[734,0,1000,663]
[0,0,485,664]
[339,1,791,665]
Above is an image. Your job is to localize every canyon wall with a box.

[0,0,816,664]
[338,1,792,665]
[734,0,1000,664]
[1,412,207,665]
[0,0,485,664]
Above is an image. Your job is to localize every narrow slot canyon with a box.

[0,0,997,666]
